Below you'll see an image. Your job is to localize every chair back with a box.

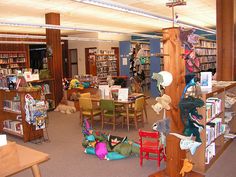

[139,129,159,139]
[100,99,115,111]
[80,92,91,98]
[79,97,92,110]
[134,97,145,112]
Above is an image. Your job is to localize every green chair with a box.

[100,99,122,131]
[79,97,101,127]
[121,97,145,130]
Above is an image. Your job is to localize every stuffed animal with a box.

[54,104,76,114]
[151,72,163,93]
[152,94,171,114]
[82,119,140,160]
[180,158,193,177]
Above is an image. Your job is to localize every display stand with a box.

[150,28,203,177]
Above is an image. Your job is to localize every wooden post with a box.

[216,0,236,81]
[45,13,63,105]
[149,28,204,177]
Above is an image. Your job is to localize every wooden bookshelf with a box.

[0,89,44,142]
[0,51,27,74]
[187,83,236,174]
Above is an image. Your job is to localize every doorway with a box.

[69,49,78,78]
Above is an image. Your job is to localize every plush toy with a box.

[179,96,204,142]
[82,119,140,160]
[151,73,163,93]
[69,79,83,89]
[180,158,193,177]
[152,94,171,114]
[54,104,76,114]
[62,78,70,90]
[170,133,202,155]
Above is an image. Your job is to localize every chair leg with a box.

[158,153,161,167]
[144,101,148,123]
[113,114,115,131]
[134,114,138,130]
[140,153,143,167]
[79,112,83,125]
[101,113,104,130]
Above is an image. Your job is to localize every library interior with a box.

[0,1,235,177]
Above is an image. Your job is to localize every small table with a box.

[0,142,49,177]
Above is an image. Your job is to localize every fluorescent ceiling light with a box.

[0,33,118,42]
[75,0,216,34]
[0,21,160,39]
[0,40,46,44]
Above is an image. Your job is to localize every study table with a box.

[0,142,49,177]
[91,93,149,131]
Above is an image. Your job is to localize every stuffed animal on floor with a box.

[152,94,171,114]
[82,119,140,160]
[54,104,76,114]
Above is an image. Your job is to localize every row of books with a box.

[3,119,23,135]
[206,118,223,146]
[3,100,21,113]
[206,97,222,122]
[198,40,216,48]
[0,53,22,58]
[199,56,216,63]
[205,142,215,164]
[196,48,216,56]
[200,62,216,71]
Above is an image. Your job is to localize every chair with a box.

[139,129,166,167]
[100,99,122,131]
[79,97,101,126]
[80,92,91,98]
[121,97,145,130]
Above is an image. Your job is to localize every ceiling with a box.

[0,0,216,36]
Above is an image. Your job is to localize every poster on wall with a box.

[200,72,212,90]
[122,58,127,65]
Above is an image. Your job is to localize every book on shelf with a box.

[205,142,216,164]
[3,119,23,135]
[206,118,223,146]
[206,97,222,121]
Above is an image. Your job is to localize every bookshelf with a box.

[0,89,44,142]
[28,78,55,111]
[187,83,236,173]
[0,51,27,74]
[87,49,118,85]
[194,39,216,77]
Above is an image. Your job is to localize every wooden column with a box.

[150,28,204,177]
[45,13,63,105]
[216,0,236,81]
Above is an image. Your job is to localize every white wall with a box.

[68,32,130,75]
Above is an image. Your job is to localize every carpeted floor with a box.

[7,98,236,177]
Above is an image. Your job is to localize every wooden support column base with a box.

[149,170,205,177]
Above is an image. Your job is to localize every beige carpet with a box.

[7,98,236,177]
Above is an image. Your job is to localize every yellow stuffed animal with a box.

[180,158,193,177]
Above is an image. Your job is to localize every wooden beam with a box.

[45,13,63,105]
[216,0,236,80]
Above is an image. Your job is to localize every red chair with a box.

[139,129,166,167]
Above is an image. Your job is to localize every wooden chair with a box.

[100,99,122,131]
[121,97,145,130]
[79,97,101,126]
[80,92,91,98]
[139,129,166,167]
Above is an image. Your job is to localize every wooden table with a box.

[0,142,49,177]
[91,94,149,131]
